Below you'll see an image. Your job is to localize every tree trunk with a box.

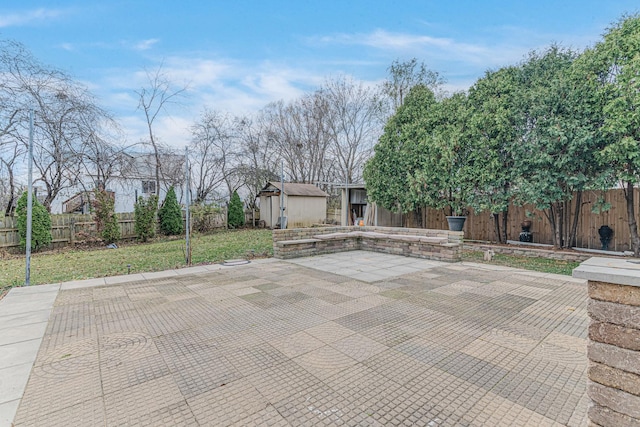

[4,163,15,215]
[493,214,501,243]
[624,181,640,257]
[501,208,508,243]
[562,200,568,248]
[544,206,560,249]
[555,204,563,249]
[155,152,161,200]
[568,191,582,249]
[413,207,423,228]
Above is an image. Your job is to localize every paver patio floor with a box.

[10,251,589,426]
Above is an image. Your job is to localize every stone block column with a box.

[574,257,640,427]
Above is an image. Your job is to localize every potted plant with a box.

[446,206,469,232]
[409,173,471,232]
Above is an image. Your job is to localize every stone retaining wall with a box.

[573,258,640,427]
[466,243,594,262]
[273,226,462,262]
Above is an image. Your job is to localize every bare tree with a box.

[0,40,33,213]
[28,81,110,210]
[135,65,187,196]
[189,109,238,203]
[235,114,279,209]
[0,142,24,214]
[382,58,444,110]
[158,148,185,199]
[77,125,129,192]
[0,40,27,137]
[264,91,332,184]
[323,76,385,184]
[0,39,113,211]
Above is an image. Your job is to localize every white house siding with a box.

[51,178,185,214]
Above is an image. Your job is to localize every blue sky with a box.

[1,1,639,147]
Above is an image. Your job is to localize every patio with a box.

[1,251,588,426]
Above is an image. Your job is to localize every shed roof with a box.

[259,182,329,197]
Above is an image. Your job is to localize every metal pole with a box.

[280,160,285,229]
[25,109,34,286]
[345,172,349,226]
[184,146,191,265]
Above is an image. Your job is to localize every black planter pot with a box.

[446,216,466,232]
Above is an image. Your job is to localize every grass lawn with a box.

[1,228,273,293]
[1,229,583,297]
[462,249,581,276]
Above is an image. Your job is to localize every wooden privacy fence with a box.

[0,213,135,250]
[424,188,639,252]
[0,210,227,250]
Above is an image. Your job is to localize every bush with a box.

[158,186,183,235]
[92,189,120,244]
[227,191,245,228]
[191,202,223,233]
[134,195,158,242]
[16,191,52,252]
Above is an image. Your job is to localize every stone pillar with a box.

[573,257,640,427]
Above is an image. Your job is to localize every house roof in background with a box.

[260,182,329,197]
[334,183,366,190]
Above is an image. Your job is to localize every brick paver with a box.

[12,255,588,426]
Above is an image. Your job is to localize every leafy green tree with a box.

[158,186,183,235]
[16,191,52,252]
[366,87,476,224]
[364,85,438,220]
[92,189,120,244]
[587,14,640,255]
[134,195,158,242]
[408,92,474,216]
[368,45,611,245]
[466,66,521,242]
[227,190,245,228]
[511,46,606,248]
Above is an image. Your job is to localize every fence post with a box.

[69,217,75,246]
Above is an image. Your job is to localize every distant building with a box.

[51,152,185,214]
[336,184,403,227]
[258,182,328,228]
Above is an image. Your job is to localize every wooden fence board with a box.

[0,211,226,250]
[426,188,639,251]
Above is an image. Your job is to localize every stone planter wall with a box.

[573,258,640,427]
[272,226,463,262]
[465,243,593,262]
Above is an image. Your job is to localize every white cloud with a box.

[162,57,231,87]
[89,27,595,150]
[309,25,603,74]
[323,30,464,51]
[0,8,65,28]
[93,55,332,148]
[313,29,526,68]
[155,116,192,147]
[132,38,159,51]
[117,115,148,145]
